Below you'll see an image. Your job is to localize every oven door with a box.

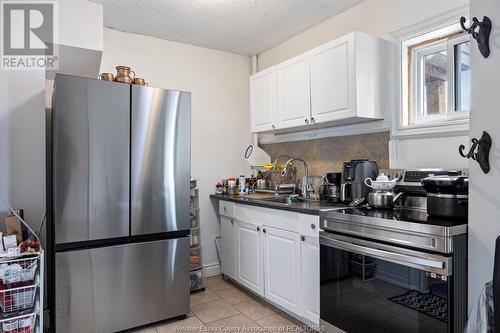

[320,231,452,333]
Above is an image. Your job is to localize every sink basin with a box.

[259,196,320,205]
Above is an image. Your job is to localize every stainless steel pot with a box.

[367,191,404,209]
[367,191,395,209]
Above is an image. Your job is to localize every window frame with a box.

[390,6,470,138]
[412,39,449,125]
[409,33,471,126]
[448,34,471,118]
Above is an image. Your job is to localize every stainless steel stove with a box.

[319,169,468,333]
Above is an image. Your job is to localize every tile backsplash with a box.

[260,131,389,178]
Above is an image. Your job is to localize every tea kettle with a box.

[364,173,398,191]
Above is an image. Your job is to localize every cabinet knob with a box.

[224,207,227,213]
[305,118,309,124]
[311,117,315,123]
[311,223,316,229]
[263,228,267,233]
[231,219,234,225]
[257,227,260,231]
[272,124,275,129]
[301,235,305,241]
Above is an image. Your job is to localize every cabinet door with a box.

[310,35,355,123]
[264,226,301,314]
[250,67,276,133]
[300,235,319,325]
[276,54,311,129]
[237,221,264,296]
[220,216,237,279]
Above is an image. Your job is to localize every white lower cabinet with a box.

[300,235,320,324]
[236,220,264,296]
[264,226,301,313]
[220,216,237,279]
[219,204,319,325]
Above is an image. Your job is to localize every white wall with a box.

[468,0,500,312]
[0,70,46,240]
[389,136,469,169]
[0,0,102,247]
[100,28,252,274]
[257,0,469,169]
[258,0,469,70]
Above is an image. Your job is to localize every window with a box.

[400,24,470,128]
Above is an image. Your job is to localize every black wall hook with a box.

[459,131,492,173]
[460,16,492,58]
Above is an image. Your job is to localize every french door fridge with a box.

[47,74,191,333]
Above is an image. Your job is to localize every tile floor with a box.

[130,275,307,333]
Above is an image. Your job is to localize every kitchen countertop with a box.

[210,194,347,215]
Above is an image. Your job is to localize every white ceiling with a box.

[91,0,364,55]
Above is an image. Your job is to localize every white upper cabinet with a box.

[250,32,387,133]
[250,66,276,133]
[310,35,354,122]
[310,32,385,124]
[276,54,311,129]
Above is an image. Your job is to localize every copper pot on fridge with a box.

[99,73,114,81]
[114,66,135,84]
[133,78,147,86]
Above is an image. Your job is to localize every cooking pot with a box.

[421,175,468,219]
[367,190,404,209]
[99,73,114,81]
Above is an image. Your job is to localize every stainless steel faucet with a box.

[281,158,312,198]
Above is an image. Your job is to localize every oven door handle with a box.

[320,235,448,274]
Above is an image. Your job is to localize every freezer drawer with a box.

[53,74,130,244]
[55,237,190,333]
[131,86,191,235]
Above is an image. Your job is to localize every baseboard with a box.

[203,263,221,277]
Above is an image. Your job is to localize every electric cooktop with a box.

[335,207,467,227]
[321,206,468,237]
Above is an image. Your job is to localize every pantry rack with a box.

[0,251,44,333]
[190,180,204,293]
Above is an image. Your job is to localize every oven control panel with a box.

[381,169,467,187]
[403,170,459,183]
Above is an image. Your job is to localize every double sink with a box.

[253,196,320,205]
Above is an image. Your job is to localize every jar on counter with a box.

[228,177,237,195]
[215,183,223,195]
[239,175,246,192]
[222,179,228,194]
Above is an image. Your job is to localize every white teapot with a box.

[364,173,399,191]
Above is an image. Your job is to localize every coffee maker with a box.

[341,159,379,203]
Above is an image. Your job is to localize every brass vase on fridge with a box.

[114,66,135,84]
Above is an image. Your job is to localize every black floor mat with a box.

[388,290,448,323]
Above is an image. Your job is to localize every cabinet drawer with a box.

[299,214,319,237]
[219,201,235,217]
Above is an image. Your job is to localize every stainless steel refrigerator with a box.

[46,74,191,333]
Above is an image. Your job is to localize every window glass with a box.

[455,41,470,112]
[423,50,448,117]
